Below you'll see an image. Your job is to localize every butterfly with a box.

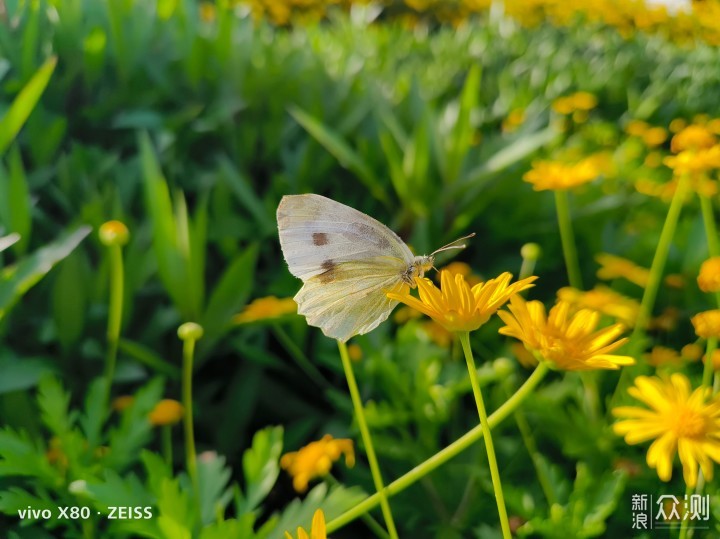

[277,194,472,342]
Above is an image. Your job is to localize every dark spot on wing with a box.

[312,232,329,246]
[319,260,338,284]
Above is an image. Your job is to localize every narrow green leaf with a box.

[0,56,57,157]
[444,64,481,184]
[0,226,91,322]
[201,244,258,342]
[288,106,388,204]
[117,338,180,379]
[37,375,72,437]
[51,250,87,350]
[239,426,283,514]
[217,157,274,235]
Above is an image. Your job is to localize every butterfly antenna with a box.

[430,232,476,256]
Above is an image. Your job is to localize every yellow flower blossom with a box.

[502,107,526,133]
[420,320,454,347]
[148,399,184,426]
[663,146,720,175]
[644,346,683,367]
[681,343,703,362]
[670,125,716,153]
[523,158,600,191]
[641,127,668,147]
[440,261,482,286]
[557,285,640,327]
[613,373,720,487]
[347,343,362,361]
[669,118,687,134]
[595,253,650,287]
[705,350,720,371]
[233,296,297,324]
[498,296,635,371]
[387,271,537,333]
[691,310,720,339]
[510,342,538,369]
[698,257,720,293]
[625,120,650,137]
[285,509,327,539]
[281,435,354,493]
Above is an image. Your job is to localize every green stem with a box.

[327,475,390,539]
[182,336,199,497]
[700,194,720,309]
[337,341,399,539]
[273,324,331,390]
[702,338,717,398]
[327,362,550,533]
[459,333,511,539]
[554,190,583,290]
[104,244,124,410]
[612,174,689,403]
[679,482,693,539]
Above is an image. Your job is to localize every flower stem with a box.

[459,332,511,539]
[337,340,399,539]
[104,244,124,409]
[679,482,693,539]
[612,174,689,404]
[554,190,583,290]
[512,401,556,506]
[700,193,720,398]
[182,333,199,497]
[326,362,550,534]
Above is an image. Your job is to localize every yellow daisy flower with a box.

[148,399,184,426]
[498,296,635,371]
[698,257,720,293]
[595,253,650,288]
[387,271,537,333]
[556,285,640,327]
[522,158,600,191]
[613,374,720,487]
[280,435,354,493]
[233,296,297,324]
[670,124,716,153]
[681,343,703,362]
[691,310,720,339]
[644,346,683,367]
[285,509,327,539]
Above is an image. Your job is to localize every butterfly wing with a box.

[277,194,414,280]
[293,258,409,342]
[277,194,414,341]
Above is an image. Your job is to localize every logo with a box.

[631,493,711,530]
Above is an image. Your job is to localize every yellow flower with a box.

[681,343,703,362]
[510,342,539,369]
[569,92,598,111]
[644,346,683,367]
[625,120,650,137]
[148,399,184,426]
[420,320,454,347]
[347,343,362,361]
[502,107,526,133]
[556,285,640,327]
[387,271,537,333]
[98,220,130,247]
[523,159,600,191]
[233,296,297,324]
[670,124,716,153]
[285,509,327,539]
[440,261,482,286]
[705,350,720,371]
[648,307,680,332]
[613,373,720,487]
[669,118,687,134]
[595,253,650,287]
[663,146,720,175]
[691,310,720,339]
[281,435,354,493]
[641,127,668,147]
[498,296,635,371]
[698,257,720,293]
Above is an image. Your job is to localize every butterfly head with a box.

[403,255,435,287]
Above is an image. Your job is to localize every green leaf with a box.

[199,518,256,539]
[86,470,152,513]
[0,226,91,322]
[0,147,32,255]
[201,245,258,342]
[288,106,388,204]
[156,477,195,538]
[444,64,481,184]
[267,483,367,539]
[0,350,56,394]
[0,233,20,253]
[0,427,56,483]
[51,250,88,350]
[0,56,57,157]
[79,378,108,449]
[238,426,283,514]
[117,338,180,379]
[197,452,233,525]
[217,157,274,236]
[0,487,60,520]
[37,375,72,437]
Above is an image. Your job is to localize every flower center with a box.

[673,406,707,439]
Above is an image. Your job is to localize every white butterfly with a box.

[277,194,471,342]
